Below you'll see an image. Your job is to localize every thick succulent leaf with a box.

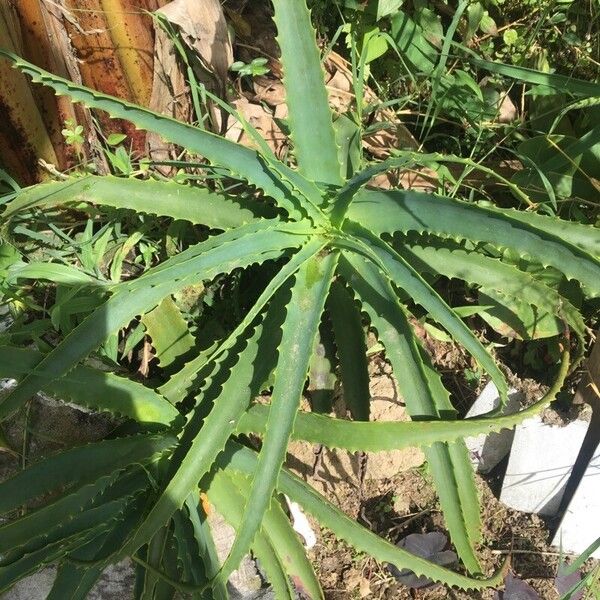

[0,523,112,593]
[327,281,370,420]
[0,474,118,556]
[207,469,323,600]
[122,282,290,558]
[0,345,179,426]
[399,241,585,340]
[346,189,600,296]
[260,498,323,600]
[219,443,506,591]
[160,239,326,403]
[307,325,338,414]
[221,251,338,578]
[236,351,568,450]
[47,563,104,600]
[271,0,342,186]
[142,297,196,371]
[339,224,508,407]
[180,496,227,600]
[339,253,481,572]
[0,51,308,219]
[0,434,174,515]
[0,221,307,420]
[2,176,268,230]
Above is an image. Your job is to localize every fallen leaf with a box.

[494,573,541,600]
[389,532,457,589]
[148,0,233,164]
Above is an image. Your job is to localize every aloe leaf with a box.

[339,224,508,407]
[219,443,506,590]
[339,253,482,571]
[347,189,600,296]
[260,498,323,600]
[48,563,104,600]
[307,325,338,414]
[327,281,370,420]
[221,251,338,578]
[0,221,307,420]
[160,238,327,403]
[236,349,568,450]
[0,434,174,515]
[207,469,323,600]
[399,241,585,340]
[179,496,227,599]
[138,526,171,600]
[271,0,342,186]
[0,51,306,217]
[0,524,112,594]
[0,345,179,426]
[122,280,290,558]
[3,176,269,230]
[205,470,294,599]
[142,297,196,371]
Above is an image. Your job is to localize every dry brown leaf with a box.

[148,0,233,163]
[158,0,232,95]
[225,96,286,157]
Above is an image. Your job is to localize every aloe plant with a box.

[0,0,599,597]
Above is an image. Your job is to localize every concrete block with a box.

[500,416,588,516]
[464,381,523,473]
[552,442,600,558]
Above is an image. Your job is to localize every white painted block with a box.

[552,443,600,558]
[500,416,588,516]
[465,381,523,473]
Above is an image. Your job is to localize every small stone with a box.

[464,381,523,473]
[552,443,600,558]
[500,416,588,516]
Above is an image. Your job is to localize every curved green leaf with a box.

[0,50,314,221]
[0,345,179,426]
[339,253,481,571]
[0,434,174,515]
[346,189,600,296]
[398,241,585,340]
[338,224,508,407]
[4,176,268,230]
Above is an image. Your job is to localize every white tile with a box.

[500,416,588,516]
[552,443,600,558]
